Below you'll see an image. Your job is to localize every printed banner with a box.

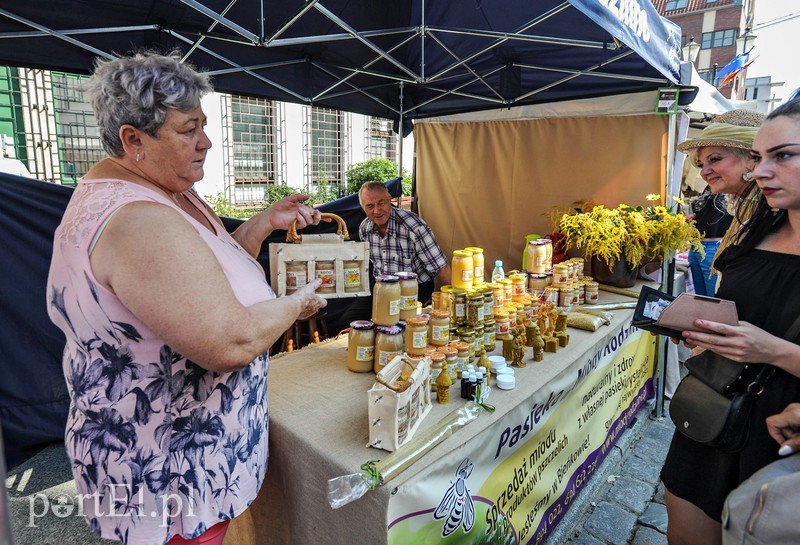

[387,321,656,544]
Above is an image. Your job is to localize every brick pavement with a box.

[546,400,675,545]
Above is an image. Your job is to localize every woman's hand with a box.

[767,403,800,456]
[289,278,327,320]
[682,319,800,372]
[264,194,324,231]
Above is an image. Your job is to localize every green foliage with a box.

[267,182,299,204]
[346,157,411,196]
[204,193,264,219]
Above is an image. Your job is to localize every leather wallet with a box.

[633,285,739,339]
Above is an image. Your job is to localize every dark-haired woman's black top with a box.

[660,244,800,520]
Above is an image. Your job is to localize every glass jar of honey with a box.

[452,288,468,326]
[526,240,549,274]
[453,341,470,378]
[429,310,450,346]
[374,324,404,373]
[451,250,474,290]
[404,315,429,356]
[343,259,362,293]
[457,326,476,363]
[494,310,510,337]
[553,263,569,287]
[585,281,599,304]
[372,274,401,326]
[537,238,554,270]
[315,260,336,294]
[499,277,513,304]
[437,345,459,380]
[429,352,446,391]
[510,273,527,297]
[488,282,504,309]
[347,320,375,373]
[464,247,485,284]
[528,273,548,294]
[483,320,496,352]
[396,271,419,320]
[285,261,307,294]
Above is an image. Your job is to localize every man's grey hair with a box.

[358,181,391,205]
[84,51,213,157]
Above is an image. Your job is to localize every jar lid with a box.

[430,352,446,362]
[453,249,473,258]
[451,288,468,295]
[429,310,449,319]
[350,320,375,330]
[376,324,403,335]
[499,278,512,285]
[396,271,418,280]
[405,315,429,326]
[529,273,547,279]
[375,274,399,283]
[456,327,474,336]
[493,310,509,318]
[528,240,547,246]
[440,285,453,293]
[464,246,484,254]
[496,374,515,390]
[436,345,458,356]
[453,341,471,351]
[486,282,502,289]
[496,366,515,376]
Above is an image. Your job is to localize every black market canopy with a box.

[0,0,686,126]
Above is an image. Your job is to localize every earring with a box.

[743,171,754,182]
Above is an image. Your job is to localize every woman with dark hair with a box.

[47,52,327,545]
[661,99,800,545]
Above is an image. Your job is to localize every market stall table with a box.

[249,285,659,545]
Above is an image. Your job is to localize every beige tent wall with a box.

[415,112,669,271]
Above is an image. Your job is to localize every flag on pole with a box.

[718,60,755,87]
[715,47,754,81]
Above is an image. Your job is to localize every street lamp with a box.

[737,27,757,55]
[682,36,700,64]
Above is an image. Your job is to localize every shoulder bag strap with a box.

[749,314,800,393]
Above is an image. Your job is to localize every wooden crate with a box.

[268,213,371,299]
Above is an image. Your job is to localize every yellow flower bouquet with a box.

[557,194,704,269]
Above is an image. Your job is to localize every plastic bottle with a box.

[491,260,505,282]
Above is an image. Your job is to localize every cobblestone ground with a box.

[546,401,675,545]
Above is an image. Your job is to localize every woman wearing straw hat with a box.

[677,109,764,295]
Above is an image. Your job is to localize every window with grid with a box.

[701,29,736,49]
[311,107,343,186]
[665,0,688,11]
[367,117,397,162]
[232,96,277,204]
[0,67,28,166]
[51,72,104,185]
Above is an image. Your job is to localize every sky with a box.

[747,2,800,101]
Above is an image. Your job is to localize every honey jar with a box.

[372,274,401,326]
[343,259,362,293]
[429,310,451,346]
[347,320,375,373]
[396,271,419,320]
[464,247,485,284]
[404,315,429,356]
[451,250,474,290]
[315,260,336,294]
[285,261,307,294]
[374,324,404,373]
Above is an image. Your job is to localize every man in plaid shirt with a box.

[358,181,451,306]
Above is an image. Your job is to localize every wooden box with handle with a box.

[268,212,371,298]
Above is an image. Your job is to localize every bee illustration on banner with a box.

[433,458,475,537]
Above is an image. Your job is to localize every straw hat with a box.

[677,109,765,153]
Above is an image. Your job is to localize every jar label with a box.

[496,322,509,335]
[286,270,307,288]
[461,269,473,282]
[316,268,335,288]
[379,350,401,366]
[412,331,428,348]
[477,306,485,321]
[389,299,400,315]
[513,285,525,296]
[587,292,599,302]
[484,332,492,346]
[474,265,484,278]
[400,294,417,310]
[455,303,466,318]
[493,295,504,308]
[356,346,374,361]
[484,301,493,316]
[344,266,361,288]
[432,325,449,342]
[456,356,467,372]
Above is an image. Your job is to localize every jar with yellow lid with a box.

[499,277,513,303]
[585,281,599,304]
[576,282,585,305]
[559,286,574,308]
[494,310,510,337]
[429,352,446,391]
[522,298,534,322]
[505,305,518,330]
[464,247,485,284]
[404,315,429,356]
[452,288,468,326]
[451,250,474,290]
[544,286,560,304]
[285,261,308,294]
[372,275,401,326]
[347,320,375,373]
[437,345,459,380]
[483,320,496,352]
[374,324,404,373]
[526,239,549,274]
[315,260,336,294]
[452,341,470,378]
[396,271,419,320]
[343,260,362,293]
[488,282,504,309]
[429,310,450,346]
[553,263,569,287]
[466,292,485,328]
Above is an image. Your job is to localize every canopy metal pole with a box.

[398,81,404,180]
[655,106,680,418]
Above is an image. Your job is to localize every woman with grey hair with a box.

[47,51,327,545]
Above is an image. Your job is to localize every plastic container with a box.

[496,373,516,390]
[491,260,505,282]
